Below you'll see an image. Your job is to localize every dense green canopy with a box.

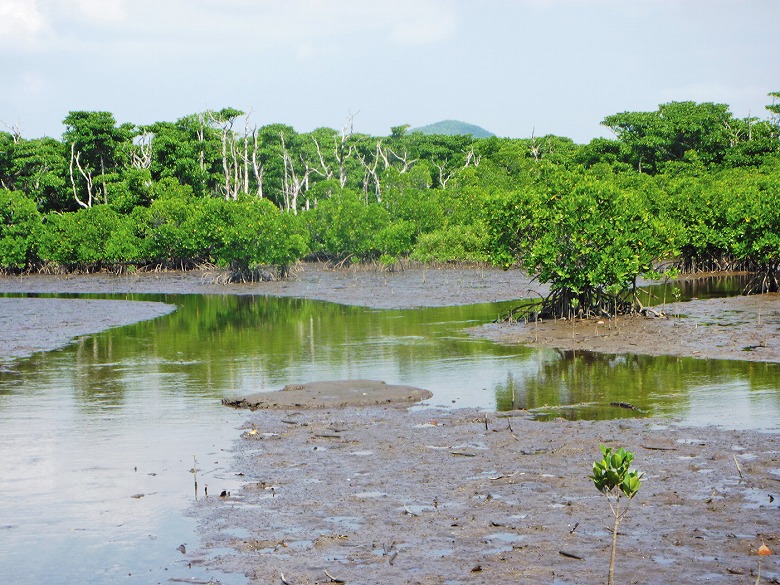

[1,96,779,306]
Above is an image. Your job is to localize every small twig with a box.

[489,471,521,481]
[280,572,293,585]
[733,455,744,481]
[450,451,476,457]
[569,522,580,534]
[323,569,345,583]
[388,550,398,565]
[559,550,584,560]
[192,454,198,499]
[640,444,677,451]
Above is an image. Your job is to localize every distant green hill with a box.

[409,120,495,138]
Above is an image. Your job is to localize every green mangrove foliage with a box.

[590,446,643,585]
[0,95,779,297]
[486,169,674,318]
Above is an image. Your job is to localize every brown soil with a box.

[1,265,778,583]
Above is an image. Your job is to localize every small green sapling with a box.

[590,445,643,585]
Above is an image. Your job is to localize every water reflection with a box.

[495,349,780,428]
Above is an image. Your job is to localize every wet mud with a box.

[0,297,175,364]
[193,406,779,584]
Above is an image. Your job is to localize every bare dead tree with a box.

[211,112,238,199]
[311,137,334,181]
[463,145,481,168]
[251,128,264,198]
[1,120,23,143]
[69,142,97,208]
[208,109,262,200]
[242,115,251,195]
[335,112,358,188]
[356,141,384,202]
[722,118,743,147]
[130,131,153,169]
[433,158,452,187]
[387,147,417,173]
[280,132,310,213]
[196,113,207,173]
[529,128,541,163]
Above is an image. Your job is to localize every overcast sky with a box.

[2,0,779,143]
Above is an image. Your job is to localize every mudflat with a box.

[1,264,778,583]
[195,406,778,584]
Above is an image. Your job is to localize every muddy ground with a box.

[0,264,778,583]
[196,405,778,585]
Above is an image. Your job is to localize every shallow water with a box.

[0,282,778,584]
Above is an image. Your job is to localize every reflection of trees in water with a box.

[494,348,778,421]
[73,334,129,410]
[6,292,777,418]
[56,294,513,403]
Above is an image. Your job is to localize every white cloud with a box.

[0,0,46,46]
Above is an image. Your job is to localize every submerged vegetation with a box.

[1,94,780,314]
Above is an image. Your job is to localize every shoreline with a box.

[0,297,176,364]
[1,265,778,365]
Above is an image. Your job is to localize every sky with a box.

[2,0,779,143]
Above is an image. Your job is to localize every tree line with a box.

[1,94,779,316]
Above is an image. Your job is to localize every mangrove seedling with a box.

[590,445,643,585]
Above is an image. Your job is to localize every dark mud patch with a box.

[193,407,779,584]
[223,380,432,410]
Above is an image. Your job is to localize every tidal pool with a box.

[0,288,778,584]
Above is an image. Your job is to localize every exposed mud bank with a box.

[477,292,780,364]
[1,266,778,583]
[192,406,779,584]
[223,380,432,410]
[0,297,175,364]
[0,263,540,309]
[3,266,778,364]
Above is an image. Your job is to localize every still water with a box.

[1,285,778,584]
